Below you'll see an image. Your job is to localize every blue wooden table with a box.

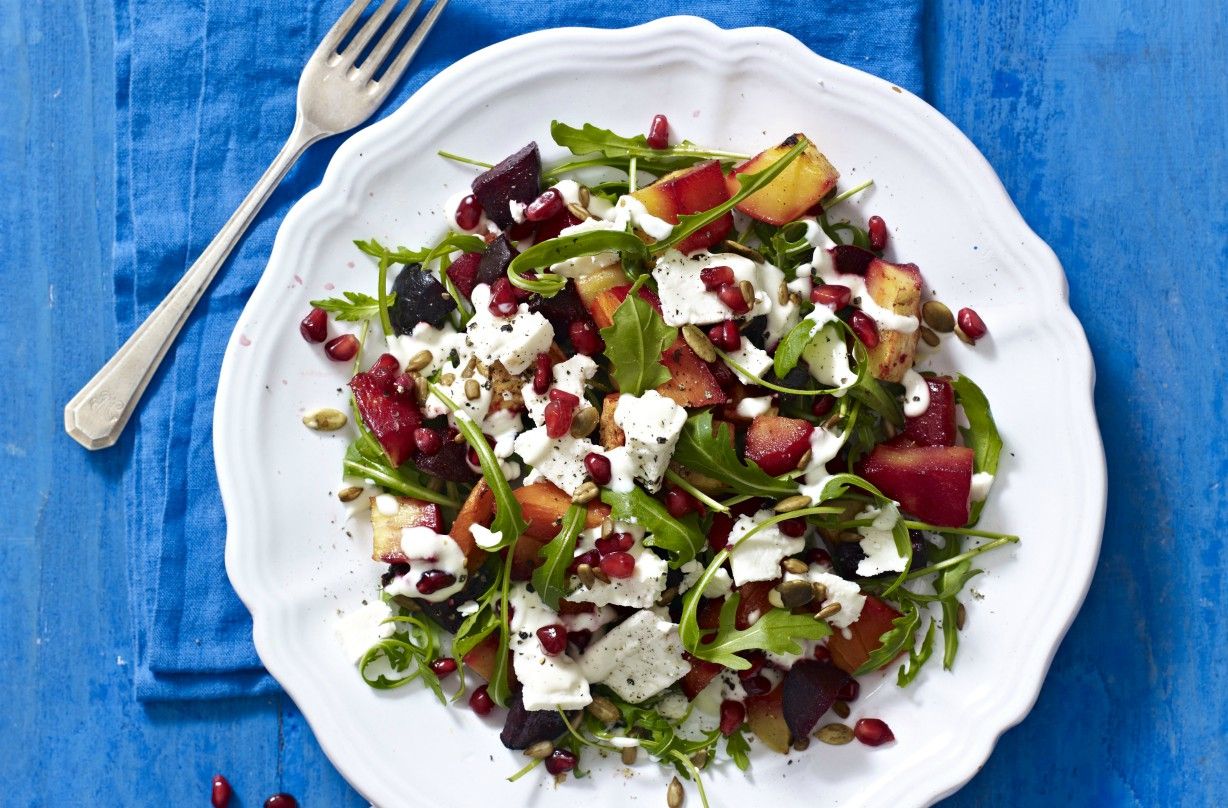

[3,1,1225,804]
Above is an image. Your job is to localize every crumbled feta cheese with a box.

[727,509,805,585]
[509,199,527,224]
[735,396,773,419]
[652,250,763,327]
[383,527,469,603]
[724,341,774,385]
[470,524,503,550]
[971,471,995,501]
[456,601,480,617]
[567,543,668,609]
[610,195,674,240]
[384,322,465,378]
[424,357,493,423]
[613,390,687,491]
[482,407,524,460]
[560,604,618,633]
[797,425,850,503]
[677,561,733,600]
[507,585,592,710]
[334,599,394,663]
[521,355,598,427]
[513,427,599,496]
[578,610,689,703]
[856,504,907,576]
[465,284,555,374]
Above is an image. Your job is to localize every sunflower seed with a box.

[795,449,813,471]
[835,530,862,543]
[524,740,554,759]
[832,700,851,719]
[815,602,842,620]
[778,280,790,306]
[453,430,466,443]
[571,481,599,504]
[621,746,638,765]
[767,588,785,609]
[302,407,347,431]
[667,776,684,808]
[587,695,621,724]
[681,325,717,362]
[461,355,478,378]
[414,375,429,402]
[919,325,941,347]
[922,300,955,333]
[722,239,765,263]
[570,407,599,438]
[782,558,809,575]
[789,291,803,306]
[957,602,967,630]
[464,379,481,401]
[579,185,591,208]
[337,486,364,503]
[739,279,755,306]
[440,373,455,386]
[592,567,611,584]
[776,579,816,609]
[774,494,813,513]
[404,350,433,373]
[566,202,591,221]
[655,587,678,607]
[576,564,596,588]
[600,517,614,538]
[815,723,854,745]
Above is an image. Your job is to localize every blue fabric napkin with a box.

[115,0,924,700]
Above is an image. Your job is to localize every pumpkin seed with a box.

[738,279,755,306]
[302,407,347,431]
[667,776,685,808]
[690,750,707,768]
[795,449,813,471]
[722,239,765,264]
[404,350,433,372]
[524,740,554,759]
[832,700,851,719]
[587,695,621,724]
[621,746,638,765]
[781,558,809,575]
[810,582,828,603]
[414,375,429,403]
[681,324,717,363]
[570,406,599,438]
[461,355,478,378]
[922,300,955,333]
[919,325,940,347]
[767,588,785,609]
[464,378,481,401]
[815,723,854,745]
[815,602,842,620]
[337,486,364,503]
[774,494,813,513]
[957,602,967,630]
[600,517,614,538]
[656,587,678,607]
[776,579,816,609]
[571,481,599,505]
[592,567,611,584]
[440,373,455,386]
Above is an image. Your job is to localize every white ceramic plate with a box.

[217,16,1105,808]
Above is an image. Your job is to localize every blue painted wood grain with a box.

[1,0,1224,804]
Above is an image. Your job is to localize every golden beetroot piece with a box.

[727,134,839,225]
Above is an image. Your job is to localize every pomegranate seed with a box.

[569,549,600,573]
[814,645,832,662]
[533,353,553,395]
[664,486,695,518]
[299,307,328,343]
[709,360,736,391]
[717,282,751,315]
[371,353,400,376]
[548,388,580,408]
[742,674,771,697]
[736,651,766,680]
[413,427,443,456]
[263,795,298,808]
[569,320,604,355]
[808,548,832,566]
[646,114,670,149]
[779,518,806,537]
[838,678,860,702]
[810,284,852,309]
[416,570,457,595]
[584,452,612,485]
[600,551,636,579]
[707,320,741,352]
[868,215,889,251]
[957,307,988,341]
[525,189,564,222]
[719,700,746,736]
[849,310,880,348]
[429,657,457,678]
[595,533,635,555]
[466,444,481,468]
[455,194,482,230]
[543,392,578,438]
[854,718,895,746]
[812,395,835,417]
[488,277,518,317]
[324,334,359,362]
[470,684,494,715]
[537,624,569,656]
[700,265,735,290]
[614,532,635,551]
[211,774,233,808]
[545,748,578,775]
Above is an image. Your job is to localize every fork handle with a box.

[65,119,324,450]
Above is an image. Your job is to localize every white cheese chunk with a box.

[521,355,598,427]
[971,471,995,501]
[724,341,774,385]
[793,568,866,630]
[727,509,805,586]
[513,427,599,496]
[507,585,592,710]
[677,561,733,600]
[384,322,465,378]
[423,357,493,423]
[613,390,687,491]
[465,284,555,374]
[334,599,394,664]
[578,610,689,703]
[652,250,763,326]
[566,543,668,609]
[855,504,907,577]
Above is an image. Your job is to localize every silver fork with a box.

[64,0,448,450]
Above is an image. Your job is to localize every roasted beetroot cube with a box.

[471,142,542,228]
[349,357,421,467]
[781,659,853,740]
[904,377,957,446]
[830,244,875,276]
[414,438,479,484]
[475,234,518,288]
[856,444,973,527]
[446,252,483,299]
[529,282,591,336]
[389,263,456,332]
[532,206,583,243]
[745,414,814,476]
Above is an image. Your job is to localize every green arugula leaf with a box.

[773,317,825,379]
[940,599,960,671]
[692,593,831,670]
[507,230,650,296]
[896,617,936,687]
[428,384,527,542]
[548,121,747,176]
[671,411,797,499]
[357,615,445,702]
[356,234,487,265]
[599,286,677,395]
[653,136,809,254]
[950,373,1002,524]
[310,290,389,322]
[531,504,586,610]
[600,486,704,567]
[725,728,752,771]
[853,602,922,676]
[342,432,458,507]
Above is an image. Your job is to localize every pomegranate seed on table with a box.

[717,282,751,314]
[810,284,852,309]
[957,307,988,341]
[263,795,298,808]
[545,748,578,775]
[569,320,604,355]
[849,310,880,348]
[584,452,612,485]
[416,570,456,595]
[536,624,569,656]
[700,264,735,290]
[868,215,889,251]
[299,307,327,343]
[664,486,695,518]
[532,353,553,395]
[600,551,636,579]
[413,427,443,456]
[719,700,747,736]
[488,277,519,317]
[854,717,895,746]
[470,684,494,715]
[455,194,482,230]
[211,774,233,808]
[837,678,860,702]
[324,334,359,361]
[646,114,670,149]
[429,657,458,678]
[524,189,564,222]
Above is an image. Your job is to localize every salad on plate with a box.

[304,115,1015,804]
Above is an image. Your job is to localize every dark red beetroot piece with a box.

[680,654,724,699]
[414,437,479,484]
[745,414,814,476]
[532,206,583,243]
[529,282,594,339]
[780,659,854,741]
[500,692,574,749]
[903,377,957,446]
[830,244,876,276]
[446,251,483,298]
[827,596,904,674]
[388,262,456,332]
[856,443,974,527]
[349,354,421,467]
[475,234,519,288]
[471,142,541,229]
